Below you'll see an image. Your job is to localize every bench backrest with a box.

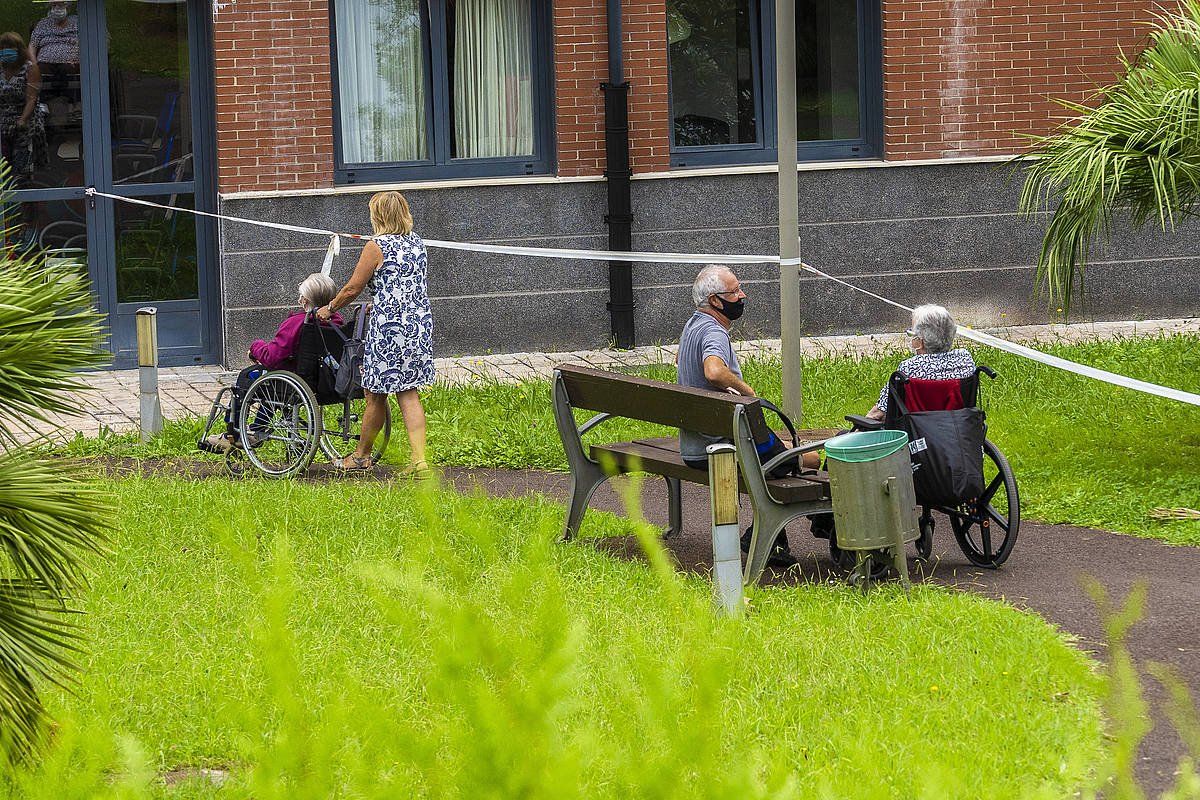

[555,363,772,441]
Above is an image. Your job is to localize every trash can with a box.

[826,430,919,555]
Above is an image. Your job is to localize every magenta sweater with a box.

[249,310,343,370]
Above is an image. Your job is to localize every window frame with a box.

[668,0,882,168]
[330,0,556,184]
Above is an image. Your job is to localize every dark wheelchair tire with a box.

[915,511,934,561]
[318,396,392,465]
[948,439,1020,568]
[828,535,891,580]
[238,371,321,479]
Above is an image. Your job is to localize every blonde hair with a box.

[368,191,414,235]
[298,273,336,309]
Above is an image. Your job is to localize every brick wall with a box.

[882,0,1160,159]
[553,0,671,176]
[212,0,335,194]
[209,0,1162,193]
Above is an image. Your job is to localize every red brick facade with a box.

[882,0,1159,159]
[211,0,1154,193]
[212,0,335,194]
[552,0,672,176]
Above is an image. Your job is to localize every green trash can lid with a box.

[825,430,910,463]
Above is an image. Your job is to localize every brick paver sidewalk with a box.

[24,317,1198,443]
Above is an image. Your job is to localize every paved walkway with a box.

[29,316,1199,442]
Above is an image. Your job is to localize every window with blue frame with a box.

[331,0,553,183]
[667,0,881,167]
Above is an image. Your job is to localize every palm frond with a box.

[1017,0,1200,312]
[0,175,112,761]
[0,454,110,599]
[0,260,106,445]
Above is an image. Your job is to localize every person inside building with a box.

[864,304,977,421]
[0,31,46,249]
[202,273,340,454]
[28,2,78,109]
[676,264,818,568]
[316,190,434,475]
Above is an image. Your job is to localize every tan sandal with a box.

[336,455,373,471]
[399,460,433,480]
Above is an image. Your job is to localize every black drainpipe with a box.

[602,0,635,349]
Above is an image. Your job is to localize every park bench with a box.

[552,363,836,582]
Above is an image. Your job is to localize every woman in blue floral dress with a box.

[317,191,434,472]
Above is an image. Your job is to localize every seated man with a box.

[201,273,341,454]
[677,264,815,567]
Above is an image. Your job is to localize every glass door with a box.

[0,0,216,367]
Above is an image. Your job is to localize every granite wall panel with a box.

[217,163,1200,365]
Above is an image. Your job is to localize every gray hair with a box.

[692,264,734,308]
[911,304,957,353]
[298,273,337,309]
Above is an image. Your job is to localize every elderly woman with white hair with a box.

[201,273,341,453]
[865,304,976,420]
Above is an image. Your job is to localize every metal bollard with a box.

[707,442,743,615]
[135,307,163,443]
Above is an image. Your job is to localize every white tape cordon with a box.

[83,187,1200,407]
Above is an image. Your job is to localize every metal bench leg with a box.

[743,507,788,584]
[562,459,608,542]
[664,476,682,538]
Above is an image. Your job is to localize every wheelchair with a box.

[828,365,1020,570]
[198,309,391,479]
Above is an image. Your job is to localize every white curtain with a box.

[336,0,427,163]
[453,0,534,159]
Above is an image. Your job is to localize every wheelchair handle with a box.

[977,365,997,380]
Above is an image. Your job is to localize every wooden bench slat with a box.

[558,364,771,441]
[591,441,830,504]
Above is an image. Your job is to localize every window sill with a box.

[635,153,1014,181]
[221,173,603,201]
[220,154,1017,201]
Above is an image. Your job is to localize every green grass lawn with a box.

[59,333,1200,544]
[6,476,1102,798]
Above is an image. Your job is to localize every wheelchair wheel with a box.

[948,439,1020,568]
[828,535,891,580]
[915,510,934,561]
[238,372,321,479]
[318,396,392,466]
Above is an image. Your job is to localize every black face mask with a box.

[713,295,745,321]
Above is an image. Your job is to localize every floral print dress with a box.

[360,232,435,393]
[0,62,46,178]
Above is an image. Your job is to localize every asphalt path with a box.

[442,466,1200,797]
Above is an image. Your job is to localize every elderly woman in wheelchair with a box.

[200,273,340,456]
[812,304,1020,572]
[197,274,396,479]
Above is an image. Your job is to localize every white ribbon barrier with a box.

[82,188,1200,407]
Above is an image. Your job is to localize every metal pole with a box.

[603,0,635,348]
[777,0,803,421]
[706,442,743,615]
[135,307,163,443]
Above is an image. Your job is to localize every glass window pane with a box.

[115,194,197,303]
[667,0,757,147]
[107,0,193,184]
[335,0,429,164]
[797,0,860,141]
[0,0,85,189]
[0,194,86,260]
[449,0,534,159]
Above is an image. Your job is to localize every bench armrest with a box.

[578,412,615,436]
[761,438,833,476]
[844,414,883,431]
